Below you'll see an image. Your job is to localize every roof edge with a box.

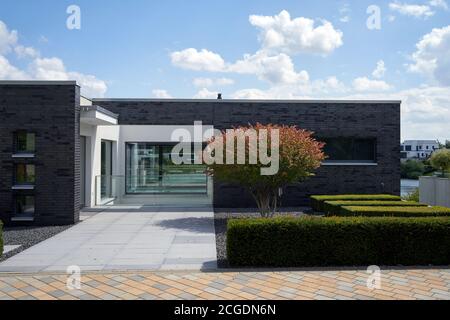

[92,98,402,104]
[0,80,78,86]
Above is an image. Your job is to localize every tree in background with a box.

[206,124,325,217]
[400,160,425,179]
[430,148,450,177]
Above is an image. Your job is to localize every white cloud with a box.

[25,57,107,97]
[249,10,343,55]
[372,60,387,78]
[0,55,29,80]
[0,21,18,54]
[15,45,39,59]
[229,51,309,85]
[170,48,226,72]
[231,75,347,99]
[69,72,108,98]
[336,86,450,141]
[429,0,448,10]
[389,2,435,19]
[38,35,49,44]
[171,48,310,87]
[408,25,450,86]
[311,76,347,94]
[352,77,392,91]
[193,88,218,99]
[193,77,234,88]
[232,87,311,100]
[152,89,173,98]
[29,57,69,80]
[230,84,450,141]
[0,22,107,97]
[339,4,351,23]
[0,20,108,97]
[170,10,342,88]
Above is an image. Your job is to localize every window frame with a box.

[13,194,35,218]
[319,137,377,165]
[14,131,36,155]
[125,142,208,195]
[14,163,36,186]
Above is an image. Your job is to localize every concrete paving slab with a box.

[2,245,22,255]
[0,206,217,272]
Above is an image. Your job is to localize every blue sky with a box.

[0,0,449,141]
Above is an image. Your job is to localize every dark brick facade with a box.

[94,99,401,208]
[0,83,80,225]
[0,83,400,226]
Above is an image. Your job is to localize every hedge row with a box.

[323,200,427,215]
[227,216,450,267]
[0,220,3,257]
[339,206,450,217]
[310,194,401,212]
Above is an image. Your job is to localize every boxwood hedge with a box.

[339,206,450,217]
[323,200,427,216]
[310,194,401,212]
[227,216,450,267]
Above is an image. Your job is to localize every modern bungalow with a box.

[0,81,401,225]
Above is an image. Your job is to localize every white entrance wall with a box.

[80,123,120,207]
[80,124,214,207]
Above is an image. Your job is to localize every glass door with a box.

[101,140,113,200]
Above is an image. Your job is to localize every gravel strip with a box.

[214,208,316,268]
[1,225,73,262]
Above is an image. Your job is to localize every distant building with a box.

[401,140,439,160]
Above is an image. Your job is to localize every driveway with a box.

[0,206,217,273]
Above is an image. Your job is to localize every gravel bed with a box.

[214,208,316,268]
[1,225,73,262]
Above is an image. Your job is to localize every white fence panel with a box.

[419,176,450,208]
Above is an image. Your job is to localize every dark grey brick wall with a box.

[0,84,80,225]
[94,99,401,208]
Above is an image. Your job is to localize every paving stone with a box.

[49,290,68,298]
[153,283,171,291]
[0,268,448,300]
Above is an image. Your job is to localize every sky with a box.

[0,0,449,141]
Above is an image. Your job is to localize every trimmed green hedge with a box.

[339,206,450,217]
[310,194,401,212]
[227,216,450,267]
[0,220,3,257]
[323,200,427,215]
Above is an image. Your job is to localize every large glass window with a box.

[321,138,376,163]
[126,143,207,194]
[15,132,35,153]
[15,164,35,185]
[14,195,35,217]
[100,140,113,200]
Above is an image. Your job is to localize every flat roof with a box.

[0,81,401,104]
[92,98,401,104]
[0,80,78,86]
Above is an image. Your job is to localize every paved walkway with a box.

[0,206,217,272]
[0,268,448,300]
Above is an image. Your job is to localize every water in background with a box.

[401,179,419,197]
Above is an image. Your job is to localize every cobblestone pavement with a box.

[0,268,449,300]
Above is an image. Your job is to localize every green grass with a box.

[310,194,401,212]
[323,200,427,215]
[339,206,450,217]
